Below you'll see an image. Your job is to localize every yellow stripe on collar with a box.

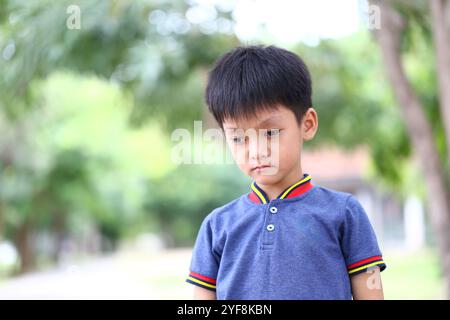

[279,174,311,199]
[251,182,268,204]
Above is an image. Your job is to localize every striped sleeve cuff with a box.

[186,271,217,291]
[347,255,386,276]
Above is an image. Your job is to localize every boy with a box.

[186,45,386,300]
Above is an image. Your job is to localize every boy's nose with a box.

[248,136,270,162]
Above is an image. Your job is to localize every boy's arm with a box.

[193,286,216,300]
[350,267,384,300]
[186,215,220,300]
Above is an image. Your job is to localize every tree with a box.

[0,0,238,129]
[0,0,238,274]
[369,0,450,297]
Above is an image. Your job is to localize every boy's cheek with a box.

[228,149,249,172]
[277,143,299,163]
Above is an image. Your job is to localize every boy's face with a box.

[222,105,318,186]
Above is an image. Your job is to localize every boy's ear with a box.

[302,107,318,141]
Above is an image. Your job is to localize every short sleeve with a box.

[185,215,220,291]
[341,195,387,276]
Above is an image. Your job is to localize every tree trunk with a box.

[0,202,4,241]
[15,217,35,274]
[429,0,450,167]
[51,212,66,264]
[370,0,450,298]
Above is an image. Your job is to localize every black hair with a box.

[205,45,312,128]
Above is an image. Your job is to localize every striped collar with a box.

[248,173,313,204]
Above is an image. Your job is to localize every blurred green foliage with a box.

[0,0,444,275]
[0,0,239,273]
[144,164,249,246]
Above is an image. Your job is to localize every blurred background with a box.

[1,0,450,299]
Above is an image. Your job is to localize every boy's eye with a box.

[232,136,245,144]
[265,129,280,137]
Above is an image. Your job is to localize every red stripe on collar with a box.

[284,181,313,199]
[248,174,313,204]
[248,191,261,204]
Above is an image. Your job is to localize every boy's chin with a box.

[250,170,281,184]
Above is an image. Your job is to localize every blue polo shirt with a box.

[186,173,386,299]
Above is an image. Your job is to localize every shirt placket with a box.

[261,201,279,251]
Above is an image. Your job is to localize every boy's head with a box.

[205,45,318,186]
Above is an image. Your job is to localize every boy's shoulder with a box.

[310,185,369,220]
[309,184,364,209]
[310,184,354,204]
[203,193,249,223]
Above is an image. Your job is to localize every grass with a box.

[382,248,446,299]
[140,247,447,300]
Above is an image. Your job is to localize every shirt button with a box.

[266,224,275,232]
[269,206,278,214]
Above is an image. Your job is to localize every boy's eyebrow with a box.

[257,115,282,127]
[223,115,282,130]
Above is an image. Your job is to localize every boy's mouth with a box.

[251,165,271,172]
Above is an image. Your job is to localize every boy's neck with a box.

[257,166,304,201]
